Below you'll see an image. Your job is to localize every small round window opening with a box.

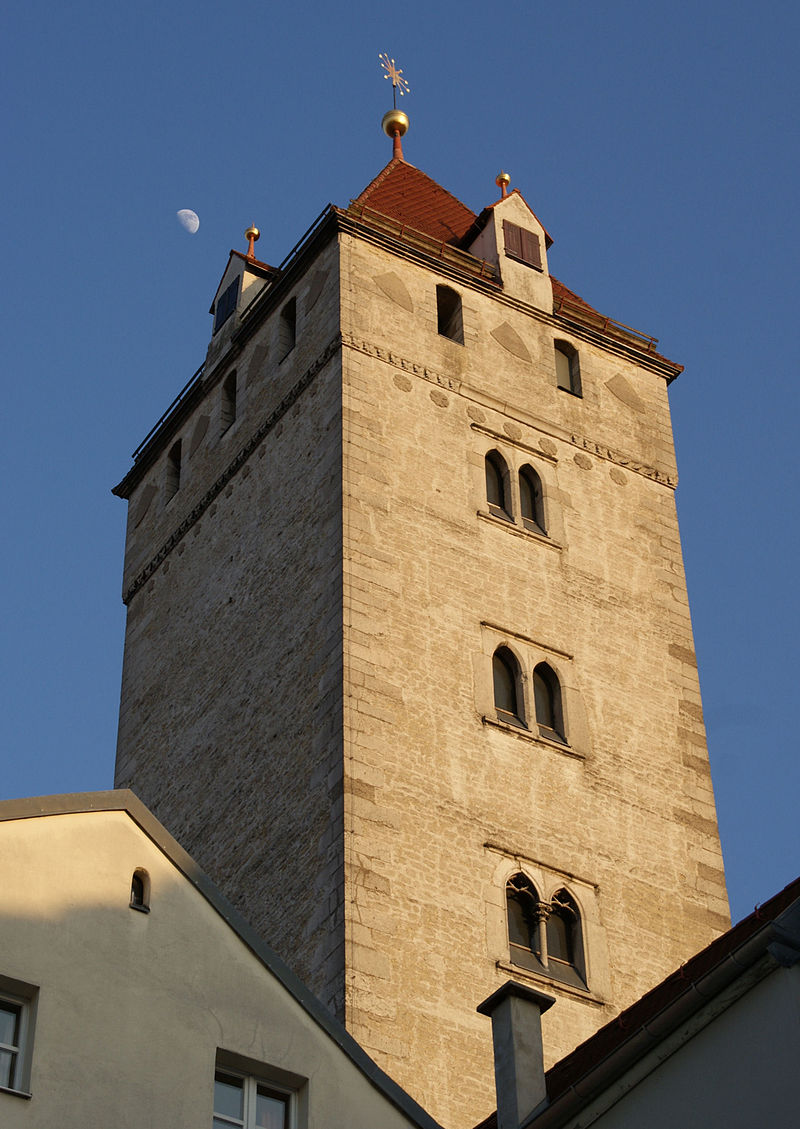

[130,869,151,913]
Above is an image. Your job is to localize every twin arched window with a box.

[485,452,547,534]
[506,873,585,988]
[492,650,566,743]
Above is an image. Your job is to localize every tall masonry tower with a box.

[113,107,728,1128]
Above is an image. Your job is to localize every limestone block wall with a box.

[114,241,347,1013]
[337,233,728,1128]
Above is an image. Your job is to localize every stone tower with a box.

[113,126,728,1128]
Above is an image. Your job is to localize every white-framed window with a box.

[213,1069,290,1129]
[0,980,36,1096]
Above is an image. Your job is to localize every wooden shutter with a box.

[521,228,541,269]
[503,219,522,259]
[503,220,542,269]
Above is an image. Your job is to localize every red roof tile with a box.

[355,158,477,245]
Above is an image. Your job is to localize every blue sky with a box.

[2,1,798,925]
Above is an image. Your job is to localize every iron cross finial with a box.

[379,54,410,108]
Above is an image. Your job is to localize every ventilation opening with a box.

[436,285,464,344]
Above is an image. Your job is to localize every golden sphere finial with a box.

[496,170,511,190]
[245,225,260,243]
[382,109,409,139]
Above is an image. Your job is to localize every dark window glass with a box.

[214,1071,244,1124]
[555,342,581,396]
[519,466,545,533]
[256,1085,288,1129]
[0,1003,20,1088]
[493,648,522,725]
[214,279,239,334]
[130,872,145,907]
[436,285,464,344]
[485,452,510,519]
[533,663,565,743]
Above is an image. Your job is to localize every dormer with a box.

[207,236,275,363]
[466,187,553,312]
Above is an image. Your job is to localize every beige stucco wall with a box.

[0,809,429,1129]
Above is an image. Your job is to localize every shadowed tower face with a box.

[113,146,728,1128]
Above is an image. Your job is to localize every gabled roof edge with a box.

[0,790,444,1129]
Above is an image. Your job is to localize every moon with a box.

[177,209,200,234]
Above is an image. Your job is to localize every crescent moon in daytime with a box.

[177,208,200,234]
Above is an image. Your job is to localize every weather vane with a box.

[379,54,410,109]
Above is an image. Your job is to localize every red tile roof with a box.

[353,159,675,368]
[355,158,477,245]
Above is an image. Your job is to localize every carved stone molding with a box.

[570,433,676,486]
[341,331,461,392]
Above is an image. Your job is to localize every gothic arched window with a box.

[493,647,523,727]
[533,662,565,744]
[506,875,586,988]
[485,451,511,520]
[546,889,586,988]
[506,874,545,973]
[519,465,546,533]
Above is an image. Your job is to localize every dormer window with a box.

[214,279,239,334]
[503,221,542,270]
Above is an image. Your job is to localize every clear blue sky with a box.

[2,1,797,925]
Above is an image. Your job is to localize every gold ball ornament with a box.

[382,109,409,138]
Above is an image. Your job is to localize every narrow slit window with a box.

[278,298,296,361]
[165,440,181,503]
[436,285,464,344]
[130,868,150,912]
[220,371,237,435]
[555,342,581,396]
